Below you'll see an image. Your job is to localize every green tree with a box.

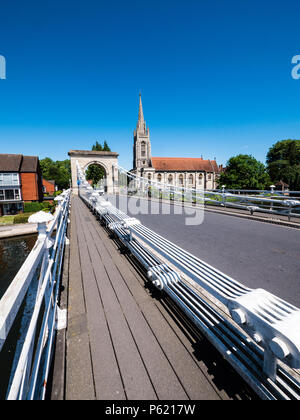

[85,164,106,187]
[40,158,71,190]
[266,140,300,190]
[218,154,271,190]
[92,141,103,151]
[92,140,111,152]
[103,141,111,151]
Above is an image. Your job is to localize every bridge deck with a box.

[62,196,256,400]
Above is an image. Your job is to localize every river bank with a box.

[0,223,38,239]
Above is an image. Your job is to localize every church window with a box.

[141,141,146,157]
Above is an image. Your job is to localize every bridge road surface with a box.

[107,195,300,308]
[63,196,257,400]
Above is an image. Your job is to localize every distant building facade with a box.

[42,179,56,195]
[131,94,222,189]
[0,154,43,216]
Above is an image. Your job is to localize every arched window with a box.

[168,175,173,185]
[179,174,184,185]
[141,141,146,157]
[148,173,152,180]
[198,173,203,184]
[188,174,193,185]
[157,174,162,182]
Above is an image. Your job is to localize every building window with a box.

[157,174,162,182]
[179,174,184,185]
[3,203,23,215]
[0,173,19,186]
[168,175,173,185]
[208,174,212,180]
[198,174,203,184]
[188,174,193,185]
[141,141,146,157]
[0,189,21,201]
[5,190,14,200]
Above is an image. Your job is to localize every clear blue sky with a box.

[0,0,300,170]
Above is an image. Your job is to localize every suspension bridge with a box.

[0,152,300,400]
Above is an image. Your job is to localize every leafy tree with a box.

[218,154,271,190]
[103,141,111,151]
[86,164,105,187]
[266,140,300,190]
[40,158,71,190]
[92,140,111,152]
[92,141,103,151]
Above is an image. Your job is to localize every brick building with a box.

[42,179,56,195]
[0,154,43,216]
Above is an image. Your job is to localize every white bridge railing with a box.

[77,162,300,400]
[114,164,300,222]
[0,190,70,400]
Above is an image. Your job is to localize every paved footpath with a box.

[54,196,257,400]
[0,223,37,239]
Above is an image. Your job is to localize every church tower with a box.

[133,93,152,173]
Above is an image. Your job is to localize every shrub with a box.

[13,214,30,224]
[24,202,44,213]
[42,201,56,214]
[42,201,51,209]
[53,190,62,197]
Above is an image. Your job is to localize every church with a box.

[131,94,222,190]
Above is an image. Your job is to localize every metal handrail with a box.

[110,164,300,221]
[76,164,300,399]
[0,190,70,400]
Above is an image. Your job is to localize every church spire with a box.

[137,93,145,131]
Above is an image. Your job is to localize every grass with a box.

[0,215,16,225]
[0,212,39,226]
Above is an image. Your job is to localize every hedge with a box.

[13,214,31,224]
[24,202,44,213]
[24,201,56,214]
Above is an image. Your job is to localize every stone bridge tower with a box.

[69,150,119,195]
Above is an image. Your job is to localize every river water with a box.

[0,235,37,299]
[0,234,37,399]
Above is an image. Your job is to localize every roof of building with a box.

[0,154,23,172]
[0,154,40,173]
[68,150,119,157]
[43,179,55,185]
[20,156,39,173]
[151,157,220,173]
[275,180,289,187]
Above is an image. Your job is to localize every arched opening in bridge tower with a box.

[85,163,107,191]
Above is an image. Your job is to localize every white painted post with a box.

[29,211,55,294]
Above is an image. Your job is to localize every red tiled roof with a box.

[151,157,220,173]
